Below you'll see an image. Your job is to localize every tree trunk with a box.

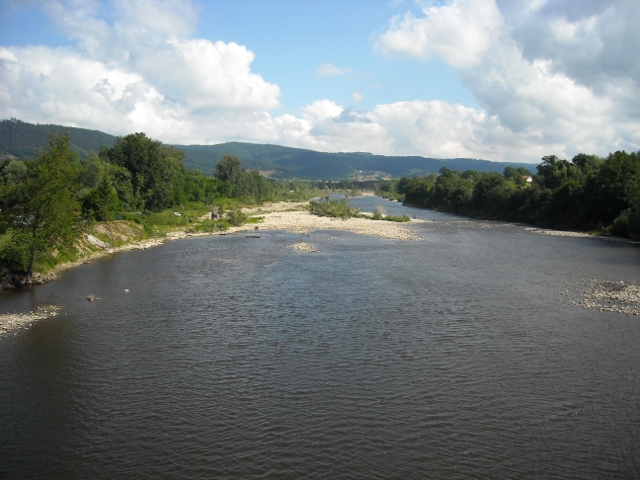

[26,215,38,279]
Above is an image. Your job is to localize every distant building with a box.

[522,176,533,184]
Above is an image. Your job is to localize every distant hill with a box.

[177,142,538,179]
[0,119,117,159]
[0,119,538,179]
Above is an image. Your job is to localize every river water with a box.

[1,196,639,479]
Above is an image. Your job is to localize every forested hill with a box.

[0,119,538,179]
[177,143,538,179]
[0,119,117,159]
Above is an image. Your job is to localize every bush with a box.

[227,206,248,226]
[381,214,411,222]
[0,231,31,273]
[610,213,630,238]
[309,199,360,218]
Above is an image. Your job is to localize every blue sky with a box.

[1,0,639,162]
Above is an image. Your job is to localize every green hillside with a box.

[0,119,538,179]
[177,142,539,179]
[0,119,117,159]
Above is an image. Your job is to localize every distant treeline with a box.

[377,152,640,239]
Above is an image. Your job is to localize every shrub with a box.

[372,204,384,220]
[382,214,411,222]
[309,199,360,218]
[610,213,630,238]
[227,206,248,226]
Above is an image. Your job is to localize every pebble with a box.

[568,278,640,316]
[0,305,63,337]
[290,242,321,253]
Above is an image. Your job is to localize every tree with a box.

[82,175,119,221]
[1,133,82,277]
[106,133,186,211]
[584,150,640,227]
[215,154,244,189]
[0,159,28,185]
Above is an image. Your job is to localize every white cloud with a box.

[374,0,503,67]
[1,0,639,164]
[0,0,281,142]
[314,63,351,77]
[370,0,640,160]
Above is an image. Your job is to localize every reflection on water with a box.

[1,197,639,479]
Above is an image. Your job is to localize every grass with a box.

[379,214,411,222]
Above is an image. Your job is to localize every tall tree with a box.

[1,132,82,277]
[106,132,186,211]
[214,154,244,191]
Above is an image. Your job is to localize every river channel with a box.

[1,196,639,479]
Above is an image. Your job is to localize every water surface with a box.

[1,197,639,479]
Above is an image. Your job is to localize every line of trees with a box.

[0,131,326,277]
[379,151,640,238]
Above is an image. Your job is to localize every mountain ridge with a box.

[0,119,538,179]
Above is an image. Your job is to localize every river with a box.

[1,196,639,479]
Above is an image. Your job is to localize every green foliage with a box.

[0,132,83,276]
[0,159,28,185]
[0,230,32,272]
[398,150,640,238]
[380,214,411,222]
[309,199,360,219]
[227,206,248,226]
[106,132,186,212]
[372,204,384,220]
[82,176,120,221]
[215,154,244,185]
[610,213,631,238]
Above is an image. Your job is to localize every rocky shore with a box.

[524,227,640,244]
[557,278,640,316]
[579,279,640,316]
[0,305,63,338]
[0,271,58,290]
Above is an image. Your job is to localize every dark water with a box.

[1,197,639,479]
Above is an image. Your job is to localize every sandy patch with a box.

[231,210,421,241]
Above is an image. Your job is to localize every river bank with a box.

[0,199,421,293]
[0,305,63,338]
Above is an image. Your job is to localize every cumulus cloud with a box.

[507,0,640,118]
[314,63,351,77]
[374,0,502,67]
[0,0,281,143]
[1,0,639,163]
[371,0,640,160]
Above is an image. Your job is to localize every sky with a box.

[1,0,639,163]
